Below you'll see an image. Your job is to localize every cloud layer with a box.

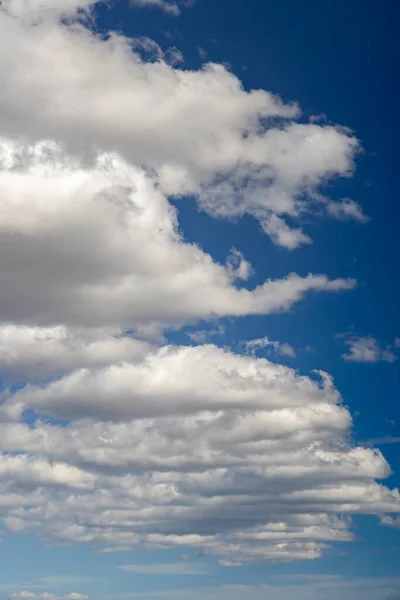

[1,344,399,564]
[9,593,88,600]
[0,0,398,572]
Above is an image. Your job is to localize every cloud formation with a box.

[0,138,355,333]
[9,576,400,600]
[245,336,296,358]
[0,344,399,564]
[130,0,189,16]
[0,0,398,572]
[341,336,398,363]
[118,563,208,575]
[95,576,400,600]
[9,594,88,600]
[0,0,365,248]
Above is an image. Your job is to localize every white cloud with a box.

[0,0,96,21]
[261,215,312,250]
[130,0,189,16]
[0,139,354,332]
[326,198,369,223]
[226,249,253,281]
[365,437,400,446]
[0,325,152,383]
[0,344,399,564]
[95,576,400,600]
[9,594,88,600]
[342,336,398,363]
[99,546,133,554]
[0,454,96,489]
[381,515,400,529]
[187,325,225,344]
[1,0,191,20]
[245,336,296,358]
[2,344,341,421]
[12,577,98,590]
[0,0,396,572]
[118,563,207,575]
[124,37,184,67]
[0,3,363,248]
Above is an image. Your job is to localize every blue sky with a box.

[0,0,399,599]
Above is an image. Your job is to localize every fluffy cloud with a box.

[0,1,364,248]
[341,336,398,363]
[0,0,95,20]
[0,325,152,383]
[2,344,343,421]
[0,138,354,332]
[0,344,399,564]
[0,0,397,571]
[0,453,96,489]
[1,0,190,20]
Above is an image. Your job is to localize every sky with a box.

[0,0,399,599]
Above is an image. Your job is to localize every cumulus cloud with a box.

[0,0,96,22]
[341,336,398,363]
[0,454,96,489]
[0,325,152,383]
[0,344,399,564]
[2,344,342,421]
[0,1,364,248]
[0,0,397,572]
[0,138,355,332]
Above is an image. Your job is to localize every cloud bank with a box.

[0,0,398,570]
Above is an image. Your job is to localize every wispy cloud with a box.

[118,563,208,576]
[363,436,400,446]
[99,575,400,600]
[187,325,225,344]
[341,335,398,363]
[244,336,296,358]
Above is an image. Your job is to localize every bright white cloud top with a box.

[0,0,398,583]
[0,139,355,331]
[0,0,365,249]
